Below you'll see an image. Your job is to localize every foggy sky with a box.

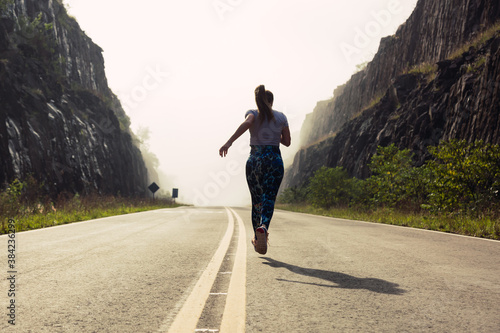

[64,0,418,206]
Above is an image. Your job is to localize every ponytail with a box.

[255,85,274,123]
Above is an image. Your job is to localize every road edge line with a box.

[158,207,234,333]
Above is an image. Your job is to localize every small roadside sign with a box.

[148,182,160,199]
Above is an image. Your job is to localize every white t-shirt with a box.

[245,110,289,146]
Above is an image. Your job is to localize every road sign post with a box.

[172,188,178,203]
[148,182,160,199]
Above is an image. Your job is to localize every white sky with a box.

[64,0,418,206]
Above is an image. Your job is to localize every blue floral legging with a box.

[246,145,284,235]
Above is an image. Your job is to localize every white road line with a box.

[220,208,247,333]
[158,208,234,333]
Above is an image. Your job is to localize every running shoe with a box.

[255,225,268,255]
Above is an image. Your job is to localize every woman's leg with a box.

[246,155,263,234]
[260,152,284,230]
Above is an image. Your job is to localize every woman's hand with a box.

[219,114,254,157]
[219,142,232,157]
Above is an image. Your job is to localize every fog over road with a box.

[1,206,499,332]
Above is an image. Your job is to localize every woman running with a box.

[219,85,291,254]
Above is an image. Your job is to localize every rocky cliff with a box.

[301,0,500,148]
[0,0,148,196]
[285,0,500,189]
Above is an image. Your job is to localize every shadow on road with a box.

[261,257,406,295]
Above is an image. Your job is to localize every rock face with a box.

[284,0,500,189]
[0,0,148,196]
[301,0,500,148]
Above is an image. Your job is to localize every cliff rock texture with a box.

[0,0,148,196]
[301,0,500,147]
[285,0,500,189]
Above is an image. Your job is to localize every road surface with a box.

[1,206,499,332]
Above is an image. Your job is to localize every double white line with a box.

[159,207,247,333]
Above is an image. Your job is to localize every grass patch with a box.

[466,55,487,73]
[363,92,385,111]
[348,91,386,123]
[276,203,500,240]
[403,62,438,83]
[449,21,500,60]
[301,132,337,150]
[402,21,499,84]
[406,62,438,76]
[1,194,183,234]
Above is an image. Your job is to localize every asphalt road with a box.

[1,206,499,332]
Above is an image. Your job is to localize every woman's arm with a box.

[281,126,291,147]
[219,113,255,157]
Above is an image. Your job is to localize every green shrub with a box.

[278,186,309,205]
[366,144,417,207]
[426,140,500,214]
[278,140,500,239]
[0,179,23,216]
[0,0,13,14]
[308,166,361,208]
